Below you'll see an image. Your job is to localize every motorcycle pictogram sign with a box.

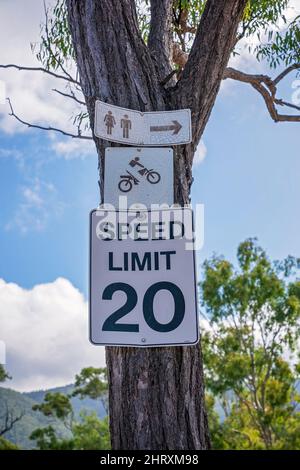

[104,148,174,208]
[118,158,161,193]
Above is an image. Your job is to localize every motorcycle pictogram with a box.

[118,171,139,193]
[118,157,161,193]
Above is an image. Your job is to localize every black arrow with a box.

[150,120,182,135]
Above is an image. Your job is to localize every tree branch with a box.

[224,67,300,123]
[148,0,174,82]
[274,97,300,112]
[274,64,300,86]
[0,64,80,86]
[7,98,92,140]
[52,88,86,106]
[174,0,248,147]
[66,0,164,109]
[224,67,276,93]
[0,405,24,436]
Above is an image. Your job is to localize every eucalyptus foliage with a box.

[35,1,300,68]
[201,239,300,449]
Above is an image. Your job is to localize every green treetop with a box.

[201,238,300,449]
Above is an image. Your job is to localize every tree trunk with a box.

[67,0,247,450]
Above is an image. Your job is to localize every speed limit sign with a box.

[89,207,199,347]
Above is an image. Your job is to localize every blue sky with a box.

[0,130,98,294]
[193,77,300,268]
[0,0,299,391]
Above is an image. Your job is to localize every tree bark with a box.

[148,0,173,82]
[67,0,247,450]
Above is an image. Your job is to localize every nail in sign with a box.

[94,100,192,146]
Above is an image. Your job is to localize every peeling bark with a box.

[67,0,247,450]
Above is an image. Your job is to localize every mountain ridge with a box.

[0,384,106,449]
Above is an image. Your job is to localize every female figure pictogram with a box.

[104,110,116,135]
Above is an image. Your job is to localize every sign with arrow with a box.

[94,100,192,146]
[150,121,182,135]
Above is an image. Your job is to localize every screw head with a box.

[137,211,147,220]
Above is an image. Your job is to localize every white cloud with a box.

[0,278,105,391]
[193,140,207,166]
[23,187,43,207]
[0,340,5,364]
[52,137,96,160]
[282,0,300,23]
[0,0,87,139]
[0,147,23,161]
[4,178,64,234]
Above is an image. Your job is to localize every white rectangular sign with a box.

[94,100,192,146]
[104,147,174,208]
[89,208,199,347]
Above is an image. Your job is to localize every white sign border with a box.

[89,207,199,348]
[94,100,192,146]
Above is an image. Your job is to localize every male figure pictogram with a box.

[104,110,116,135]
[121,114,132,139]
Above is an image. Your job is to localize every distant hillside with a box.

[0,387,57,449]
[3,382,298,449]
[0,385,106,449]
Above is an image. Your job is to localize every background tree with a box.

[30,367,110,450]
[0,366,22,450]
[72,367,108,413]
[201,239,300,449]
[1,0,300,449]
[0,365,9,383]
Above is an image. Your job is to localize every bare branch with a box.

[160,69,177,87]
[274,64,300,86]
[224,66,300,123]
[0,405,24,436]
[234,13,261,47]
[224,67,276,94]
[52,88,86,106]
[7,98,92,140]
[274,98,300,112]
[0,64,80,86]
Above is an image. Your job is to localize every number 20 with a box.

[102,282,185,333]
